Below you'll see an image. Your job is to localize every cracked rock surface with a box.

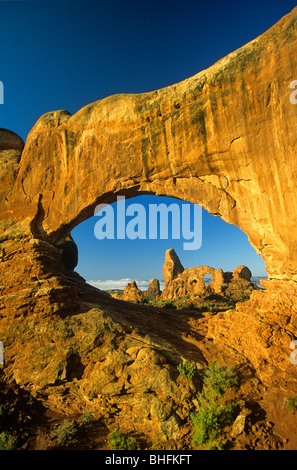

[0,7,297,449]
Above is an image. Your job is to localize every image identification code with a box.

[105,454,192,466]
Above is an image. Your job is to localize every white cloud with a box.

[87,278,165,291]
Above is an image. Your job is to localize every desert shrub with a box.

[285,397,297,414]
[191,393,238,448]
[0,431,17,450]
[203,360,238,396]
[110,428,139,450]
[81,411,94,426]
[177,360,195,379]
[55,419,77,446]
[191,360,239,449]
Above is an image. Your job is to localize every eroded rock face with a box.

[161,249,254,300]
[56,235,78,270]
[0,129,24,213]
[122,280,143,302]
[1,8,297,446]
[144,278,162,298]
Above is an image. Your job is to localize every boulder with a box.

[233,266,252,281]
[122,281,143,302]
[0,128,24,151]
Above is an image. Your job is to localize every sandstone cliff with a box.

[0,8,297,449]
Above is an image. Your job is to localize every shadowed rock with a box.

[0,128,24,151]
[144,278,162,298]
[122,280,143,302]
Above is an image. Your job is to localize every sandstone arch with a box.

[160,248,253,300]
[1,9,297,447]
[1,7,297,282]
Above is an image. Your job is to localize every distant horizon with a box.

[87,274,268,292]
[72,198,268,283]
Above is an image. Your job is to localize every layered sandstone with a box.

[0,8,297,447]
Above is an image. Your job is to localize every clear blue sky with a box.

[1,0,295,286]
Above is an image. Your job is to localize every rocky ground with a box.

[0,289,296,451]
[0,238,296,451]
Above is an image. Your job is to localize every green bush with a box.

[203,360,238,396]
[55,419,77,446]
[191,393,238,448]
[191,360,239,449]
[177,360,195,379]
[81,411,94,426]
[0,431,17,450]
[285,397,297,414]
[110,428,139,450]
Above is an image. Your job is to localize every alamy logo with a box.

[0,81,3,104]
[94,196,202,250]
[0,341,4,365]
[289,80,297,104]
[290,340,297,365]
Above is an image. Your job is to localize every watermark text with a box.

[0,341,4,365]
[94,196,202,250]
[105,453,192,466]
[289,80,297,104]
[290,339,297,364]
[0,81,3,104]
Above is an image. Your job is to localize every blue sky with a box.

[1,0,296,287]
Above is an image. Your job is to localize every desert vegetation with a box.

[191,360,239,449]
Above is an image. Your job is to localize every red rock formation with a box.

[1,8,297,448]
[122,280,143,302]
[161,248,254,300]
[3,8,297,280]
[162,248,185,285]
[144,278,162,298]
